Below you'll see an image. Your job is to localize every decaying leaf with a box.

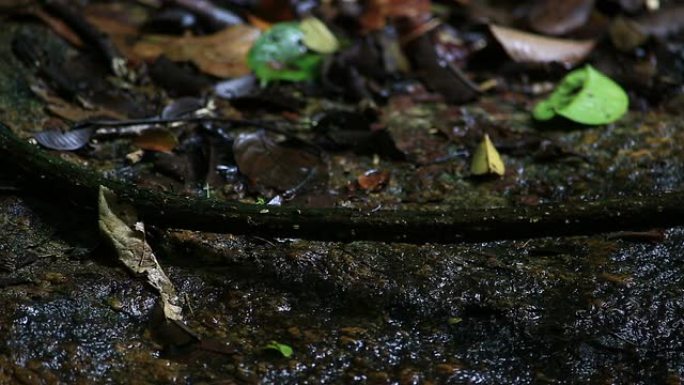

[98,186,183,321]
[490,25,595,66]
[133,25,260,78]
[471,134,505,176]
[233,131,327,192]
[131,129,178,153]
[300,16,339,54]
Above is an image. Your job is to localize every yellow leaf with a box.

[470,134,505,176]
[300,17,339,54]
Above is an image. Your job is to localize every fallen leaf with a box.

[471,134,505,176]
[533,65,629,125]
[528,0,595,36]
[357,169,390,192]
[98,186,183,321]
[34,127,93,151]
[263,341,293,358]
[490,24,595,66]
[300,16,339,54]
[133,25,260,78]
[233,131,327,192]
[131,129,178,153]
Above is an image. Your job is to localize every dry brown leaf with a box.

[131,129,178,153]
[490,25,595,66]
[133,25,260,78]
[98,186,183,321]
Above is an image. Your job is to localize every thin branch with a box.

[1,123,682,243]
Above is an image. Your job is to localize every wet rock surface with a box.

[2,192,684,384]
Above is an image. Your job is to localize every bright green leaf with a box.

[533,65,629,125]
[300,17,339,54]
[247,22,323,84]
[264,341,293,358]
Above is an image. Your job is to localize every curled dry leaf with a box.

[528,0,595,36]
[490,24,595,66]
[98,186,183,321]
[133,25,260,78]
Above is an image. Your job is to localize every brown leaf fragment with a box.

[98,186,183,321]
[357,170,390,192]
[489,24,595,66]
[131,129,178,153]
[133,25,260,78]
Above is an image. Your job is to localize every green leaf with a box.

[247,22,323,84]
[264,341,294,358]
[533,65,629,125]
